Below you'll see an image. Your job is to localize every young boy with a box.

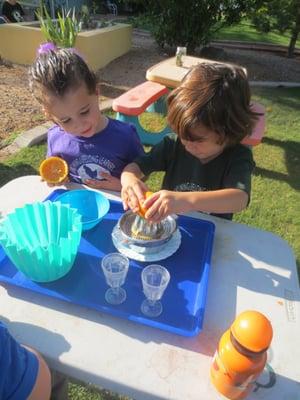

[29,48,144,191]
[121,62,257,220]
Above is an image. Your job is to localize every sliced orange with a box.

[39,156,69,184]
[138,191,153,218]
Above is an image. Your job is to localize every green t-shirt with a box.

[134,134,255,220]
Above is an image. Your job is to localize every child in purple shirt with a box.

[29,48,144,191]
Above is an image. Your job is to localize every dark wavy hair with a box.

[29,48,97,103]
[167,62,259,146]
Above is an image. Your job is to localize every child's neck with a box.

[95,113,109,133]
[200,149,224,164]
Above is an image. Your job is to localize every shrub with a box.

[35,6,80,48]
[135,0,261,53]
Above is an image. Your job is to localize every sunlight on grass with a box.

[139,112,167,133]
[0,143,46,187]
[234,88,300,272]
[214,21,300,48]
[68,382,129,400]
[119,16,300,48]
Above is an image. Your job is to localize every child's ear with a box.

[95,84,100,96]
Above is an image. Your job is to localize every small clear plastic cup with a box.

[141,264,170,317]
[101,253,129,305]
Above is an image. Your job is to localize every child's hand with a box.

[143,190,190,222]
[121,177,149,213]
[84,173,121,191]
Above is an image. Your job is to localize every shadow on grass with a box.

[269,88,300,111]
[254,87,300,111]
[254,137,300,191]
[0,163,37,187]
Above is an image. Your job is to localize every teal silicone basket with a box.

[0,201,82,282]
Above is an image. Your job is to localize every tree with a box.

[131,0,261,53]
[250,0,300,57]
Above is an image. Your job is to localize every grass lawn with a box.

[121,16,300,49]
[213,20,300,48]
[0,87,299,398]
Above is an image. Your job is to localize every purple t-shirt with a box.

[47,118,144,183]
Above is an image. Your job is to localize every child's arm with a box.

[121,163,150,213]
[24,346,52,400]
[143,188,249,222]
[0,322,51,400]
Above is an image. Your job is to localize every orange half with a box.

[39,156,69,184]
[138,191,153,218]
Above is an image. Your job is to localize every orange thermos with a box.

[210,310,273,400]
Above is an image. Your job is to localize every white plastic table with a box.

[0,175,299,400]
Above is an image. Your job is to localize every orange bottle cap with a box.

[231,310,273,353]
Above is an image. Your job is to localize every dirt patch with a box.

[0,31,299,144]
[0,63,45,142]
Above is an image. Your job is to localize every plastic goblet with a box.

[141,264,170,318]
[101,253,129,305]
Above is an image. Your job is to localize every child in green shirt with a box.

[121,62,258,220]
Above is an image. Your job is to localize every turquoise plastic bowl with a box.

[55,189,110,231]
[0,201,82,282]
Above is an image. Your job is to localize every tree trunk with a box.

[288,4,300,58]
[288,29,299,57]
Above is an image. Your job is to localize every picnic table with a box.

[0,175,299,400]
[114,56,264,147]
[146,55,247,89]
[146,55,209,88]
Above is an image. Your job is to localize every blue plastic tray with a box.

[0,189,215,337]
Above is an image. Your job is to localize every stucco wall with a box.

[0,22,132,70]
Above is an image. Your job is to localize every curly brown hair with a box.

[29,48,97,103]
[167,62,259,146]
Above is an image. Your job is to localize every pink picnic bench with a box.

[242,102,266,147]
[113,81,265,147]
[112,81,171,145]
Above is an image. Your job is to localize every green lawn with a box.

[213,20,300,48]
[0,87,299,398]
[234,87,300,263]
[121,16,300,49]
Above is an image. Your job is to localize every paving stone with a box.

[14,122,52,148]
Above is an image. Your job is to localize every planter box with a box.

[0,21,132,70]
